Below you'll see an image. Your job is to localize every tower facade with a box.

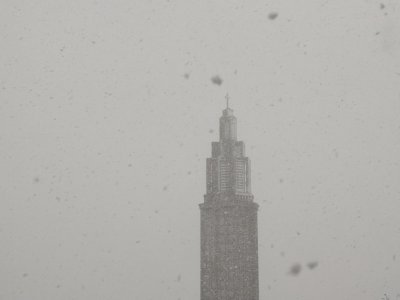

[200,105,259,300]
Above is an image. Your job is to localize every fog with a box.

[1,0,400,299]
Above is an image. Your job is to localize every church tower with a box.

[200,100,259,300]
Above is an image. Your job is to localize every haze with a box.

[1,0,400,299]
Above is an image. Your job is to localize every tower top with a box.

[222,93,234,117]
[206,98,254,197]
[220,94,236,140]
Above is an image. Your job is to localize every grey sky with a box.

[1,0,400,299]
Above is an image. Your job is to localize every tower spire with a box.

[220,94,236,141]
[225,93,230,109]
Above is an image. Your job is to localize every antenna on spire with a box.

[225,93,230,109]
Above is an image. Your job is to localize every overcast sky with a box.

[1,0,400,299]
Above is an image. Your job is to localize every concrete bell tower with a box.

[200,99,259,300]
